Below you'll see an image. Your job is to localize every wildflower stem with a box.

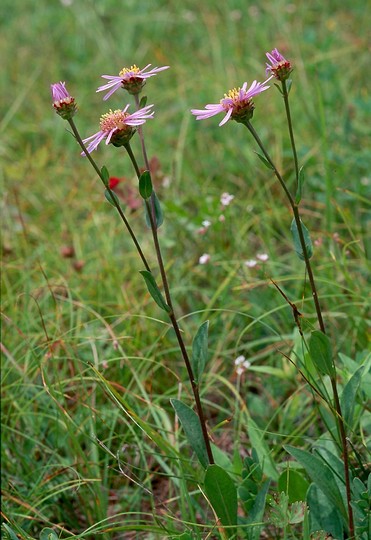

[245,120,325,332]
[281,80,299,191]
[124,141,214,465]
[67,119,151,272]
[245,120,354,537]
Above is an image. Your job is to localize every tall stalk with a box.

[124,132,214,466]
[245,107,354,536]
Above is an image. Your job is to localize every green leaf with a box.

[290,217,313,260]
[104,188,120,207]
[254,151,274,170]
[40,529,59,540]
[307,483,344,538]
[191,320,209,384]
[273,83,283,94]
[295,166,305,204]
[139,170,153,199]
[244,480,270,540]
[340,366,364,428]
[101,165,110,187]
[204,464,238,538]
[139,95,148,108]
[145,191,164,228]
[139,271,171,313]
[170,399,209,468]
[1,524,19,540]
[309,331,336,378]
[284,445,347,520]
[278,469,310,504]
[286,79,293,94]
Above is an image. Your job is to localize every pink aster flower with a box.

[97,64,170,100]
[50,81,77,119]
[191,79,270,127]
[81,104,154,155]
[265,48,292,81]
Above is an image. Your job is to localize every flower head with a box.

[97,64,170,100]
[220,192,235,207]
[191,79,270,127]
[265,48,292,81]
[51,81,77,120]
[81,104,154,155]
[199,253,211,265]
[235,355,251,376]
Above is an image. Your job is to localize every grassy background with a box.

[1,0,370,538]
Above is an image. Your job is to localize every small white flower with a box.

[199,253,210,265]
[257,253,269,262]
[244,259,257,268]
[220,192,235,206]
[235,355,251,376]
[202,220,211,228]
[235,355,246,366]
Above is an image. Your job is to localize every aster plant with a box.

[49,49,360,540]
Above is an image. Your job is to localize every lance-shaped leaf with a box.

[170,398,209,468]
[145,192,164,228]
[191,320,209,384]
[101,165,110,187]
[340,365,364,428]
[104,188,120,207]
[254,151,274,170]
[204,464,238,538]
[295,166,305,204]
[284,445,347,520]
[309,330,336,378]
[290,217,313,260]
[139,271,171,313]
[139,170,153,199]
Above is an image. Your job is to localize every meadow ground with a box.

[1,0,370,538]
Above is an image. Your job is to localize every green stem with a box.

[124,140,214,465]
[245,120,324,331]
[68,119,151,272]
[245,119,354,537]
[282,80,299,192]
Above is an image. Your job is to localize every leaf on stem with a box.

[308,330,336,378]
[139,95,148,108]
[191,320,209,385]
[139,270,171,313]
[204,464,238,539]
[170,398,209,468]
[145,191,164,228]
[295,166,305,204]
[290,217,313,260]
[104,189,120,207]
[101,165,110,187]
[139,170,153,199]
[253,151,274,170]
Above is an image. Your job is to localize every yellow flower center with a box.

[223,87,241,102]
[100,110,130,132]
[119,65,141,77]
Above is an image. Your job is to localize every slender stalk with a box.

[245,120,325,332]
[281,80,299,191]
[279,86,354,536]
[67,119,151,272]
[245,118,354,537]
[124,140,214,465]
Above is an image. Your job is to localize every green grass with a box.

[1,0,370,539]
